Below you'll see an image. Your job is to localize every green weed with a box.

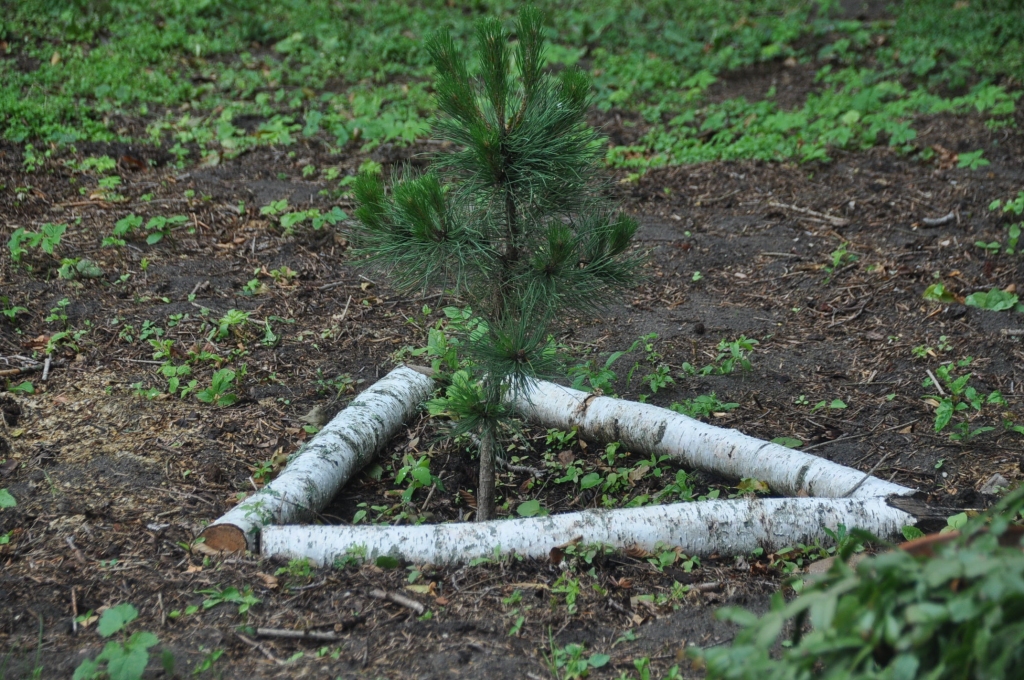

[72,604,161,680]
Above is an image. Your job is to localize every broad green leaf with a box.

[98,603,138,637]
[902,526,925,541]
[411,467,433,486]
[72,658,99,680]
[517,500,541,517]
[965,288,1018,311]
[106,645,148,680]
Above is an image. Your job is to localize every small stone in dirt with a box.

[979,473,1010,496]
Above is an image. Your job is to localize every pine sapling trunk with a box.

[476,424,497,521]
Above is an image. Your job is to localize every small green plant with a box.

[195,369,238,407]
[823,242,857,281]
[543,635,610,680]
[103,215,143,247]
[551,574,583,615]
[642,363,675,393]
[143,215,188,244]
[72,604,161,680]
[191,648,223,675]
[8,223,66,262]
[811,398,847,412]
[196,585,261,619]
[315,371,360,398]
[922,282,957,303]
[1,298,28,321]
[957,148,990,170]
[160,363,196,398]
[987,191,1024,254]
[275,558,315,584]
[394,454,444,503]
[0,488,16,509]
[212,309,250,340]
[545,428,578,450]
[669,393,739,419]
[7,381,35,395]
[656,469,698,502]
[681,336,758,376]
[923,360,1005,440]
[57,257,103,280]
[569,350,626,393]
[965,288,1022,312]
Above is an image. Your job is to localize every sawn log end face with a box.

[197,523,247,554]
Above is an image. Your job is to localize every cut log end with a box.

[197,523,247,554]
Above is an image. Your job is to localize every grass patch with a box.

[3,1,1019,169]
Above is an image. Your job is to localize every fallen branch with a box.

[236,633,284,665]
[768,201,850,227]
[261,496,914,566]
[0,361,54,378]
[369,588,426,615]
[921,211,956,227]
[255,620,365,642]
[198,366,435,553]
[511,381,913,499]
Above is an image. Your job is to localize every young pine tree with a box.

[351,7,642,521]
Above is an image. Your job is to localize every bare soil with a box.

[2,60,1024,678]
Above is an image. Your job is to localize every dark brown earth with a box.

[2,59,1024,678]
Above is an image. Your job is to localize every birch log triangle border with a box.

[199,365,922,564]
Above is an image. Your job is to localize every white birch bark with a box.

[512,381,914,499]
[198,366,435,552]
[261,496,914,566]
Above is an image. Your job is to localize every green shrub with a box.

[692,488,1024,679]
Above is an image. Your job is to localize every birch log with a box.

[198,366,435,553]
[512,381,914,499]
[261,496,914,566]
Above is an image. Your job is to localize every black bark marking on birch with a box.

[752,441,772,458]
[794,463,811,494]
[654,420,668,446]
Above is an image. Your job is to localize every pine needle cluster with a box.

[351,6,642,520]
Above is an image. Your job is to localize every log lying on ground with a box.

[512,381,914,499]
[261,496,915,566]
[198,366,435,553]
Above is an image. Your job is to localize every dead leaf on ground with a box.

[256,572,279,589]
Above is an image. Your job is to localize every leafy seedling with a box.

[72,604,159,680]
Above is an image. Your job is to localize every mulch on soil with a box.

[2,74,1024,678]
